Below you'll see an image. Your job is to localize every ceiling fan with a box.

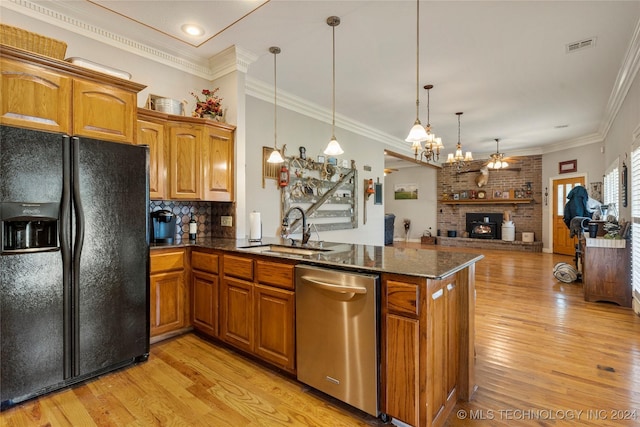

[486,138,511,169]
[384,168,399,176]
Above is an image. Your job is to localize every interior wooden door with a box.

[552,176,585,255]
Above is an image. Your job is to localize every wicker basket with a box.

[0,24,67,59]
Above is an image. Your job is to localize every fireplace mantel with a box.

[440,198,533,211]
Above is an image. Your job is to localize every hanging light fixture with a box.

[266,46,285,164]
[324,16,344,156]
[487,138,509,169]
[405,0,429,147]
[413,84,444,162]
[446,112,473,171]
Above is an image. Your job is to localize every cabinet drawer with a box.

[150,250,184,274]
[223,254,254,280]
[192,251,219,274]
[256,260,295,290]
[387,280,419,317]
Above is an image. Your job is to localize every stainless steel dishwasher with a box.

[295,265,379,417]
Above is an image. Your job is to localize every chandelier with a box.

[487,138,508,169]
[446,112,473,171]
[413,84,444,162]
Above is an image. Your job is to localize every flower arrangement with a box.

[191,88,223,118]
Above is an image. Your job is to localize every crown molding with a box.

[2,0,258,80]
[540,132,603,155]
[599,17,640,138]
[245,76,410,154]
[208,46,257,78]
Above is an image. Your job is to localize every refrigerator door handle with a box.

[61,135,72,380]
[71,136,85,377]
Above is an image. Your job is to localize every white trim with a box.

[600,18,640,138]
[245,76,413,155]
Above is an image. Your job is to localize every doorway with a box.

[552,176,586,255]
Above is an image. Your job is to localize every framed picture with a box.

[459,190,469,200]
[317,155,325,163]
[453,193,460,200]
[494,190,502,198]
[502,192,510,199]
[559,159,577,174]
[394,183,418,200]
[327,157,337,166]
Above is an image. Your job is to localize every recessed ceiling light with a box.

[181,24,204,37]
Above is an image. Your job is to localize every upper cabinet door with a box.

[137,119,166,200]
[168,123,203,200]
[0,58,72,134]
[203,124,234,201]
[72,79,136,143]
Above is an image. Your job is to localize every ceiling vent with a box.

[566,37,596,53]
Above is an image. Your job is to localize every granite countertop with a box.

[151,237,484,280]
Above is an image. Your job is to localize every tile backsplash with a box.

[149,201,236,240]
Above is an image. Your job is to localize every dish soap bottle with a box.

[189,214,197,241]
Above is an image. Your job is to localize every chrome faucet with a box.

[282,206,311,245]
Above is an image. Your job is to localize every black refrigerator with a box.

[0,125,149,409]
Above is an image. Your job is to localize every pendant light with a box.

[405,0,428,146]
[266,46,285,163]
[324,16,344,156]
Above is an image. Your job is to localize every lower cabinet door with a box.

[150,271,185,337]
[254,284,295,372]
[221,277,253,352]
[192,270,219,337]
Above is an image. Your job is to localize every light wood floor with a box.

[2,244,640,426]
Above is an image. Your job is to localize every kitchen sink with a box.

[238,244,332,256]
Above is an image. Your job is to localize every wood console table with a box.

[582,238,631,307]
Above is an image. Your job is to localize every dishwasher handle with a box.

[300,276,367,295]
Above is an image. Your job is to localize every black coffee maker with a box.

[150,209,176,243]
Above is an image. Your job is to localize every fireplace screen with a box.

[466,213,503,239]
[470,221,498,239]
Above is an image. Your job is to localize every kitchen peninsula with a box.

[151,238,483,427]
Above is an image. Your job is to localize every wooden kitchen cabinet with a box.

[254,260,295,371]
[203,124,234,201]
[220,254,296,373]
[583,239,631,307]
[72,78,136,143]
[1,46,144,143]
[0,57,71,134]
[136,118,165,199]
[150,249,187,340]
[136,108,235,201]
[426,277,459,427]
[382,272,462,427]
[191,250,220,338]
[220,254,255,352]
[168,122,203,200]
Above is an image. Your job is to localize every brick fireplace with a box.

[436,156,542,252]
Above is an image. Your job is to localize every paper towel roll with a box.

[249,212,262,241]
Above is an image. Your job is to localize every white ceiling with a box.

[11,1,640,166]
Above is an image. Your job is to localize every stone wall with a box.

[437,155,543,242]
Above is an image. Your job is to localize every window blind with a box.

[604,158,619,207]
